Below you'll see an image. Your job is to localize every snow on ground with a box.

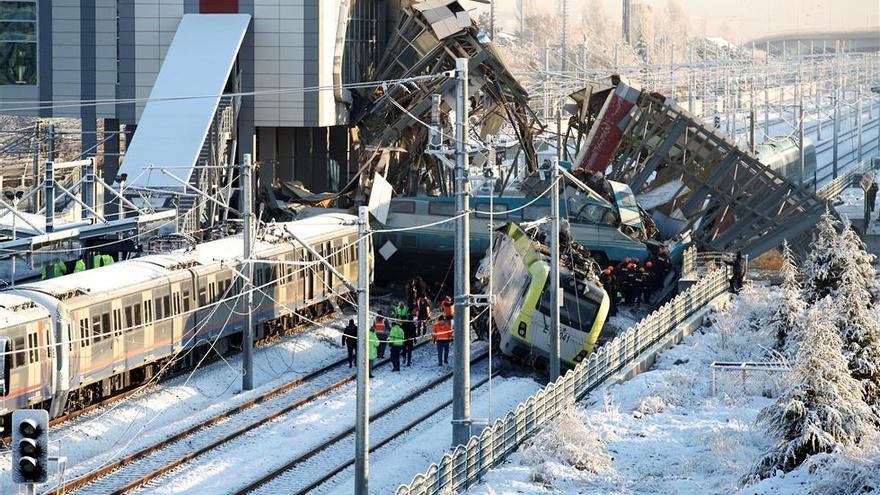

[0,311,355,494]
[321,375,544,495]
[137,341,488,494]
[468,284,879,494]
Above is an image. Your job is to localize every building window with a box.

[0,1,37,85]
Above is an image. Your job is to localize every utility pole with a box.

[833,81,840,179]
[622,0,631,44]
[44,160,54,234]
[549,157,561,382]
[489,0,495,40]
[799,103,805,188]
[857,86,863,163]
[560,0,568,72]
[749,109,756,154]
[355,205,370,495]
[452,57,471,447]
[242,153,255,391]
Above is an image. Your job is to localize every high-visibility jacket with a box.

[368,331,379,360]
[432,320,453,341]
[393,305,409,321]
[73,259,86,273]
[389,325,405,347]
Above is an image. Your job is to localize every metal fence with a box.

[816,159,875,201]
[395,266,730,494]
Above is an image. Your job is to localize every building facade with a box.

[0,0,387,192]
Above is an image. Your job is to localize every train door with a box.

[109,301,125,373]
[122,293,144,369]
[5,327,33,408]
[87,302,114,378]
[152,285,173,356]
[178,275,195,351]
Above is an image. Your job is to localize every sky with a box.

[468,0,880,42]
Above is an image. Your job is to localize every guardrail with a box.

[816,159,875,201]
[709,361,790,396]
[395,265,730,494]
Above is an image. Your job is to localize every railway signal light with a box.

[12,409,49,484]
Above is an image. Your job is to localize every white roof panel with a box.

[118,14,251,189]
[0,293,50,327]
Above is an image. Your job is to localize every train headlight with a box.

[517,321,527,337]
[574,350,587,362]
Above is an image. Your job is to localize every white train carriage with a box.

[0,213,362,423]
[0,295,55,419]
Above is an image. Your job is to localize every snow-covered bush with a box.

[519,405,613,486]
[806,448,880,495]
[768,241,806,354]
[746,299,875,482]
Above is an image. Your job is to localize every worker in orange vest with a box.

[432,315,453,366]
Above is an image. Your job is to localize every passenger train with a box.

[0,213,365,430]
[478,222,610,369]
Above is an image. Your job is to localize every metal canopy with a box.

[117,14,250,190]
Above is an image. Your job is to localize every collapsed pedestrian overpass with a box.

[570,79,828,257]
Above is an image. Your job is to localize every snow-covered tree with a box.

[835,227,880,419]
[802,208,843,304]
[770,241,806,354]
[747,298,874,481]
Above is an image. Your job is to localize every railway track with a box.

[43,334,433,495]
[234,353,495,495]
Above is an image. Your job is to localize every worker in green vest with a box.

[368,327,379,379]
[389,323,405,372]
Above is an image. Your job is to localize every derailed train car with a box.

[0,213,365,429]
[476,222,610,369]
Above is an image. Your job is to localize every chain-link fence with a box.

[395,266,730,494]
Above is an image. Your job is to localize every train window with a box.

[80,318,90,347]
[13,336,25,367]
[279,265,287,286]
[92,315,103,342]
[27,333,38,364]
[198,286,207,306]
[475,202,508,219]
[389,201,415,214]
[134,304,142,326]
[183,290,191,312]
[209,283,216,302]
[255,268,263,286]
[163,296,171,319]
[144,300,153,324]
[428,202,455,216]
[101,313,111,339]
[125,306,133,329]
[2,339,10,395]
[154,298,163,320]
[173,293,180,315]
[522,205,550,221]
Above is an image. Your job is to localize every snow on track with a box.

[134,342,489,495]
[0,313,353,495]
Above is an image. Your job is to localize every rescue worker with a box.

[441,296,454,319]
[389,323,405,372]
[393,301,409,322]
[623,263,638,305]
[368,326,379,378]
[869,180,879,217]
[374,314,388,359]
[342,319,357,368]
[432,316,453,366]
[729,250,747,294]
[416,296,431,336]
[402,320,417,366]
[639,267,651,304]
[599,268,617,316]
